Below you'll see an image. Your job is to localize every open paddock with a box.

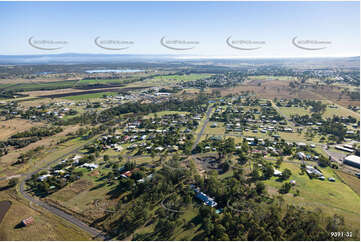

[0,119,44,141]
[264,162,360,233]
[0,180,90,241]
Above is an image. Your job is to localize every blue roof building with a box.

[193,189,217,207]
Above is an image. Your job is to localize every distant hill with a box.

[0,53,359,66]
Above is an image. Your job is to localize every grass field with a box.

[0,182,91,241]
[247,75,297,81]
[264,162,360,232]
[278,106,310,119]
[3,80,78,92]
[0,119,43,141]
[63,91,118,100]
[48,175,117,221]
[74,79,125,86]
[243,130,269,139]
[144,111,189,119]
[144,74,212,85]
[323,103,360,120]
[203,122,225,135]
[334,170,360,196]
[132,204,201,240]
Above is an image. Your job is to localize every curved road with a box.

[18,136,105,240]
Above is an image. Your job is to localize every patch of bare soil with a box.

[0,201,11,224]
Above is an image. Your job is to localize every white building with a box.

[343,155,361,168]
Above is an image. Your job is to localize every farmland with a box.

[144,74,213,85]
[63,91,118,100]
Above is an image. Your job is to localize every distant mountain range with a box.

[0,53,180,64]
[0,53,359,65]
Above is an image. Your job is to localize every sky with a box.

[0,1,359,58]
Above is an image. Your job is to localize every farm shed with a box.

[343,155,360,168]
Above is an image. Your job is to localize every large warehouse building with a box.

[343,155,361,168]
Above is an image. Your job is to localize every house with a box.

[38,174,51,181]
[155,146,164,152]
[121,170,132,178]
[169,145,179,152]
[284,128,293,132]
[81,163,99,170]
[305,165,323,177]
[297,152,306,160]
[190,186,217,207]
[195,191,217,207]
[128,144,138,150]
[72,154,82,163]
[273,169,282,176]
[297,142,306,147]
[113,144,123,151]
[211,123,217,128]
[53,170,65,175]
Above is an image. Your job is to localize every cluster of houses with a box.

[209,100,294,136]
[103,87,174,105]
[37,154,99,183]
[304,165,336,181]
[297,151,319,161]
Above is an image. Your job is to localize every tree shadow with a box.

[106,184,125,199]
[0,185,11,191]
[90,182,106,191]
[14,222,25,229]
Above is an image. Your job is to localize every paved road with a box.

[18,135,105,240]
[20,185,104,239]
[321,145,359,175]
[191,106,213,151]
[271,101,296,128]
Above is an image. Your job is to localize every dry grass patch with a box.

[0,119,43,141]
[335,170,360,196]
[0,181,91,241]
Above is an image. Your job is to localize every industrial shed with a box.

[343,155,361,168]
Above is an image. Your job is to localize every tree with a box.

[279,182,292,194]
[150,150,156,162]
[250,168,260,180]
[318,156,331,167]
[275,157,283,168]
[255,181,266,195]
[125,161,136,171]
[263,163,274,179]
[118,155,123,162]
[281,168,292,180]
[104,154,110,161]
[8,178,18,187]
